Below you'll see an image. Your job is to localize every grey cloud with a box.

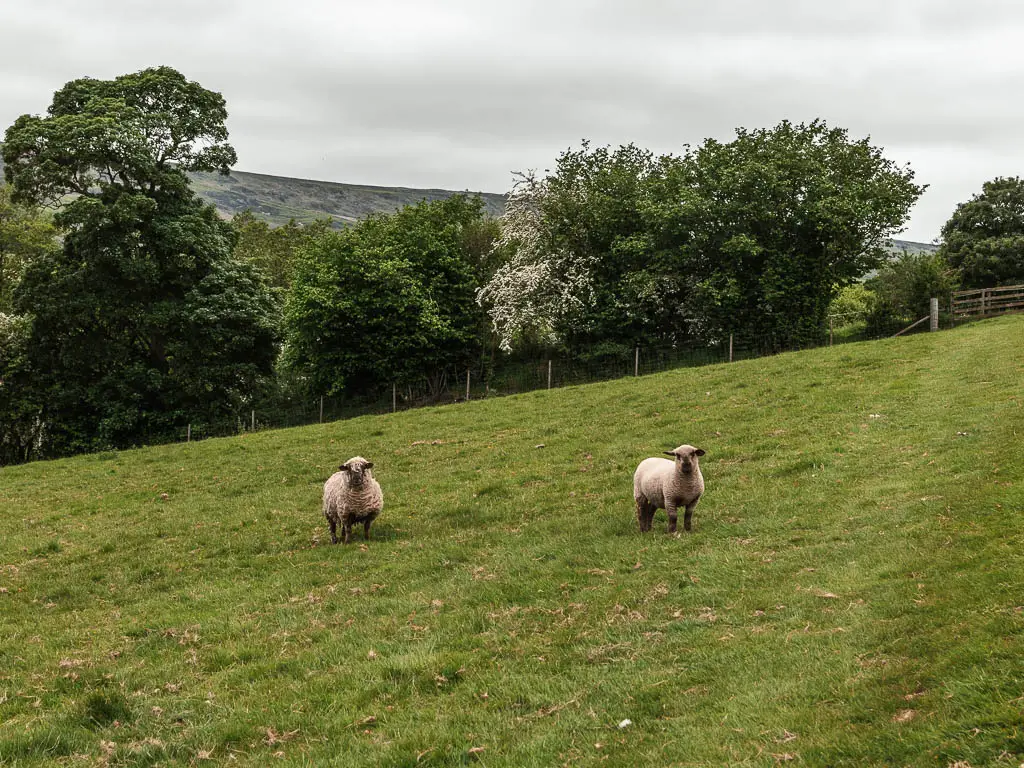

[5,0,1024,241]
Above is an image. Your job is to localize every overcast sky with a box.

[3,0,1024,242]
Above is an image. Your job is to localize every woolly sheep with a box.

[323,456,384,544]
[633,444,706,533]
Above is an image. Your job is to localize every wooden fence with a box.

[951,284,1024,322]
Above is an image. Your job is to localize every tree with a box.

[479,124,923,354]
[2,67,278,457]
[0,188,58,464]
[0,185,58,313]
[0,312,42,464]
[231,210,333,290]
[476,169,595,352]
[938,177,1024,288]
[3,66,236,207]
[284,195,488,398]
[865,250,959,330]
[477,144,686,352]
[663,120,924,347]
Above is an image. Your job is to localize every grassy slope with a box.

[1,317,1022,767]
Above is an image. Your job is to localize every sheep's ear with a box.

[339,464,349,472]
[695,449,706,457]
[365,462,374,469]
[663,451,677,457]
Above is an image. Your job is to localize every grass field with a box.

[1,316,1022,767]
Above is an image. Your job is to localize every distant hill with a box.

[186,168,508,226]
[0,153,506,225]
[888,238,939,254]
[0,153,937,252]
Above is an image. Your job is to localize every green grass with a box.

[1,317,1022,767]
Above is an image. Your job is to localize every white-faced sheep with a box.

[323,456,384,544]
[633,444,705,533]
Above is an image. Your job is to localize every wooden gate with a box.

[951,284,1024,322]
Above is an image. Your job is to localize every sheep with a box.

[633,444,706,533]
[323,456,384,544]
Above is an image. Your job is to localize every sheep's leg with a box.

[363,519,372,540]
[684,502,697,532]
[666,503,678,534]
[327,516,339,545]
[639,500,657,533]
[342,522,352,545]
[635,498,647,532]
[643,504,656,532]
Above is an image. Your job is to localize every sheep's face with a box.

[664,445,705,473]
[340,456,374,484]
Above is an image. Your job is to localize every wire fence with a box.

[2,302,964,464]
[174,311,936,445]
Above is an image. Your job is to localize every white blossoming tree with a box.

[476,170,596,352]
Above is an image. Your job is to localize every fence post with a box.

[950,291,955,327]
[634,347,640,377]
[729,334,734,363]
[465,367,471,401]
[187,424,191,443]
[829,316,834,346]
[319,396,324,424]
[547,359,552,390]
[392,382,396,413]
[251,410,255,431]
[930,298,939,331]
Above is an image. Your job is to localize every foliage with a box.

[284,195,489,396]
[0,185,58,313]
[2,65,236,208]
[0,312,43,464]
[664,119,924,347]
[828,283,874,321]
[938,176,1024,288]
[1,67,278,458]
[459,214,507,286]
[12,202,280,457]
[866,250,960,328]
[231,210,333,290]
[1,317,1023,765]
[477,169,594,351]
[480,123,923,353]
[478,145,686,352]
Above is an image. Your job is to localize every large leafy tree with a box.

[285,195,488,397]
[664,120,924,347]
[3,66,237,205]
[478,144,685,352]
[938,177,1024,288]
[2,67,278,457]
[481,122,923,353]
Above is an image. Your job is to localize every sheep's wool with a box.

[323,456,384,544]
[633,444,705,533]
